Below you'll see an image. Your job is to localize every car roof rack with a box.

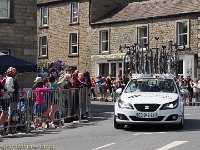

[131,73,176,79]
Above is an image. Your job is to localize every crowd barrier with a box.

[0,87,91,134]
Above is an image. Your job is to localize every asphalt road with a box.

[0,101,200,150]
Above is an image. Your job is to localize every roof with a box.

[93,0,200,24]
[37,0,62,5]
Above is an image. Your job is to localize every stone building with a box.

[90,0,200,79]
[0,0,37,87]
[37,0,92,73]
[37,0,200,79]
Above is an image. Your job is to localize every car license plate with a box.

[137,112,157,118]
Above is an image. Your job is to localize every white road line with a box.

[185,114,190,116]
[144,132,153,135]
[156,141,188,150]
[133,132,166,136]
[92,143,115,150]
[133,133,142,136]
[157,132,166,134]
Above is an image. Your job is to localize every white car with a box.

[114,74,185,129]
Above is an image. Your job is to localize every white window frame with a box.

[137,25,148,48]
[99,30,110,53]
[176,19,189,48]
[70,2,79,24]
[41,7,48,27]
[0,0,10,19]
[69,32,78,55]
[39,36,48,57]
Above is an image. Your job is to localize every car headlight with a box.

[118,99,134,109]
[160,98,179,110]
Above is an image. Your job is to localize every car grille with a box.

[134,104,160,112]
[130,116,164,121]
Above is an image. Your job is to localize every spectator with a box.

[78,73,87,87]
[90,76,96,100]
[106,76,112,98]
[71,73,82,88]
[102,77,107,101]
[192,79,200,104]
[96,75,104,101]
[32,81,49,127]
[63,74,72,89]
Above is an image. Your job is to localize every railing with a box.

[0,87,91,134]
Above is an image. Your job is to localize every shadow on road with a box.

[89,103,114,122]
[0,103,114,137]
[123,118,200,132]
[0,129,61,140]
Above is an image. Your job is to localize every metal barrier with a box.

[0,90,29,134]
[0,87,91,134]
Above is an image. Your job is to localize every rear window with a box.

[124,78,177,93]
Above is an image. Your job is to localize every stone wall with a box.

[0,0,37,88]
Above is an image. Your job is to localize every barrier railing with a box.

[0,87,91,134]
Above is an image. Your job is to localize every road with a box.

[0,101,200,150]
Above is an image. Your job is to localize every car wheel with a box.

[176,114,184,129]
[114,116,124,129]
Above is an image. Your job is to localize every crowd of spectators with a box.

[178,75,200,105]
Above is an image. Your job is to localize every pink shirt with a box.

[35,88,48,105]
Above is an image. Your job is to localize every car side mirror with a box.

[116,88,122,95]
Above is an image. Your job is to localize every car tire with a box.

[176,114,184,129]
[114,116,124,129]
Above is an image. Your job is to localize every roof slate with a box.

[37,0,62,4]
[93,0,200,24]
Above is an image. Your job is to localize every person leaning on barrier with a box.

[32,79,50,128]
[0,67,19,133]
[63,74,72,89]
[48,75,65,125]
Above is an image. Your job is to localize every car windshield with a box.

[124,78,178,93]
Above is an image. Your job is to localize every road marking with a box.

[92,143,115,150]
[133,132,166,136]
[156,141,188,150]
[185,114,190,116]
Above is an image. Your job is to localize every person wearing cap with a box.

[32,77,43,90]
[32,80,49,127]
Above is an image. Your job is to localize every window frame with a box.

[70,2,79,24]
[0,0,10,19]
[137,25,148,48]
[39,36,48,58]
[40,7,49,27]
[99,30,110,53]
[176,19,190,48]
[0,0,14,22]
[69,32,79,55]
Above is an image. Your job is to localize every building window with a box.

[137,26,148,47]
[69,33,78,54]
[70,2,79,24]
[99,30,109,52]
[177,21,188,46]
[0,0,10,19]
[41,7,48,27]
[39,36,48,57]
